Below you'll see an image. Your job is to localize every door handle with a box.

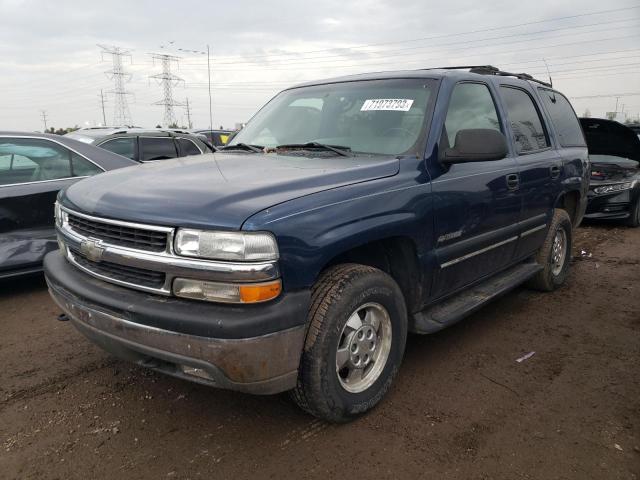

[506,173,519,190]
[550,165,561,179]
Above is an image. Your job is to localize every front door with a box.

[430,82,520,299]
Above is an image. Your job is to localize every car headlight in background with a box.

[173,278,282,303]
[174,229,279,262]
[593,181,636,195]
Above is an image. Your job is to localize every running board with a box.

[411,262,542,334]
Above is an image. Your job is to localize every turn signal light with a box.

[173,278,282,304]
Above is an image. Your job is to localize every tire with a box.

[527,208,573,292]
[291,264,408,423]
[625,197,640,227]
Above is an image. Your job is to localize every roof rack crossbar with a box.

[423,65,552,87]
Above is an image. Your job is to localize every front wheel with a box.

[625,197,640,227]
[527,208,573,292]
[291,264,407,423]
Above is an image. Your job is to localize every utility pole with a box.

[99,89,107,126]
[207,44,213,132]
[40,110,48,132]
[98,44,133,126]
[149,53,184,127]
[185,98,193,129]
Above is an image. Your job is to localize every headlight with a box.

[174,229,278,261]
[593,181,636,195]
[173,278,282,303]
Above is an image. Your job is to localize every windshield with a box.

[229,78,436,155]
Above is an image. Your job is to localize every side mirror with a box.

[442,129,508,164]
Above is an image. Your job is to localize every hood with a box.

[580,118,640,161]
[589,154,639,183]
[61,152,399,229]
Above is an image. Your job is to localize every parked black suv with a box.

[45,66,589,422]
[65,128,213,162]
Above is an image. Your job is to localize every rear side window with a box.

[99,137,137,160]
[139,137,178,162]
[177,138,202,156]
[538,89,586,147]
[444,83,501,148]
[500,86,550,154]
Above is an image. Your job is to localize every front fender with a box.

[242,172,433,291]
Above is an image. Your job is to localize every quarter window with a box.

[538,88,586,147]
[99,137,137,160]
[139,137,178,162]
[444,83,501,148]
[500,87,550,154]
[0,138,101,186]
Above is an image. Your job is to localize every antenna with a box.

[542,58,553,87]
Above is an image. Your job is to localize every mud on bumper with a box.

[44,251,309,395]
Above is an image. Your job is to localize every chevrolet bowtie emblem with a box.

[79,238,105,262]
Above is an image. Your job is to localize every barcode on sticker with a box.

[361,99,414,112]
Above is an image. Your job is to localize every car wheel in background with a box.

[625,197,640,228]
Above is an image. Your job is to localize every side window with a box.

[177,138,202,156]
[0,138,91,186]
[444,83,501,147]
[71,153,102,176]
[500,86,550,154]
[538,89,586,147]
[99,137,136,160]
[139,137,178,162]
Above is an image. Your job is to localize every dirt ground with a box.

[1,223,638,480]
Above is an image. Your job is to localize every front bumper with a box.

[585,190,633,220]
[44,251,310,394]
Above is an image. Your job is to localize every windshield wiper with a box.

[219,143,264,153]
[275,142,353,157]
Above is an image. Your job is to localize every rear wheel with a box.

[291,264,407,423]
[527,209,572,292]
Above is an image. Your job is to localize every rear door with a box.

[0,137,102,274]
[430,81,520,299]
[497,84,557,258]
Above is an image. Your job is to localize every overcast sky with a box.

[0,0,639,131]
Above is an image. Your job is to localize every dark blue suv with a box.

[44,66,589,422]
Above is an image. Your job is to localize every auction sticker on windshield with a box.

[361,99,414,111]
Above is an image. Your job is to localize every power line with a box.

[149,53,184,127]
[184,17,639,67]
[186,5,640,62]
[98,44,133,126]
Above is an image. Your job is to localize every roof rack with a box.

[426,65,552,87]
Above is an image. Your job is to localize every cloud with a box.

[0,0,638,129]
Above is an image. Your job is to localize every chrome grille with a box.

[67,213,168,252]
[69,247,166,289]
